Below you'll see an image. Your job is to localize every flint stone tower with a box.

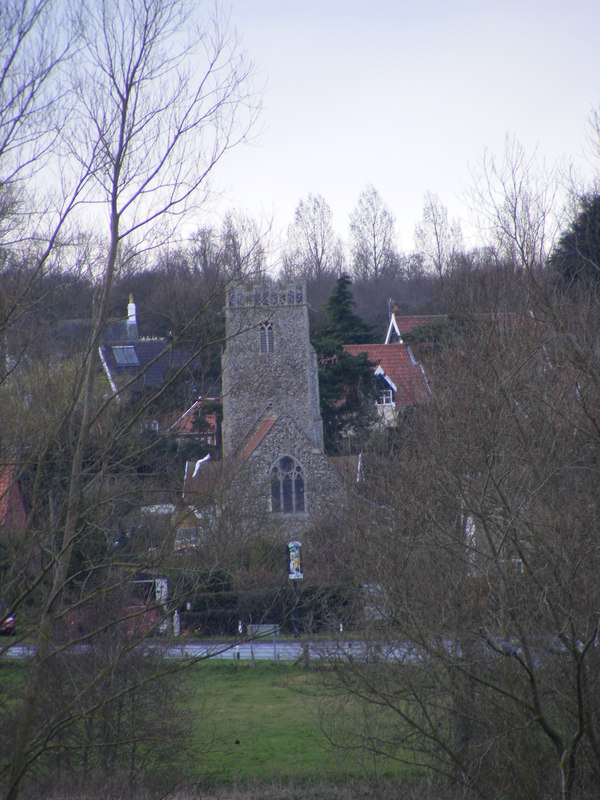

[221,280,324,460]
[212,278,351,539]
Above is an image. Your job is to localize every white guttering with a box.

[98,346,120,399]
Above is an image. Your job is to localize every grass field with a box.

[1,659,411,796]
[185,661,402,788]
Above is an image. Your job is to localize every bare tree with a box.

[318,285,600,799]
[349,184,398,281]
[282,193,345,281]
[1,1,257,797]
[414,191,463,286]
[0,1,71,211]
[0,0,87,382]
[468,136,561,274]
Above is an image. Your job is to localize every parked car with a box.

[0,613,15,635]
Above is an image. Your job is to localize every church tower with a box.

[221,280,324,460]
[182,278,347,542]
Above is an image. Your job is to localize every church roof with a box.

[232,416,277,474]
[182,415,278,505]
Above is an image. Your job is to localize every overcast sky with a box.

[205,0,600,255]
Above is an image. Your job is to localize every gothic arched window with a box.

[270,456,305,513]
[259,321,274,353]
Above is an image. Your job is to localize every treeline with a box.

[8,174,599,358]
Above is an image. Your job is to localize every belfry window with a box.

[270,456,305,513]
[259,321,274,353]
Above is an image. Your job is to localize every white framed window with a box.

[377,389,394,406]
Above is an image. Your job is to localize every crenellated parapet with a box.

[226,281,305,308]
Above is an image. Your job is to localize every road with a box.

[0,636,571,667]
[164,639,304,661]
[1,638,370,662]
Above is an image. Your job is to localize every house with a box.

[98,296,198,397]
[383,307,446,343]
[343,306,432,423]
[180,279,353,551]
[157,398,218,448]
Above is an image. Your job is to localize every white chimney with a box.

[128,294,137,325]
[127,294,138,340]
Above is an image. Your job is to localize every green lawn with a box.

[185,661,398,786]
[0,659,409,792]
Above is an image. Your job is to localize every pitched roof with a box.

[181,415,277,505]
[159,401,218,438]
[182,458,220,505]
[386,311,446,343]
[344,342,430,406]
[232,416,277,474]
[52,314,137,355]
[99,339,198,391]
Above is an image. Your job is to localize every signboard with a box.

[287,540,303,580]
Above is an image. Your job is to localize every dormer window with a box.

[377,388,394,406]
[259,321,274,353]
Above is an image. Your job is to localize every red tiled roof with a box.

[160,402,217,437]
[344,343,430,406]
[232,417,277,474]
[0,465,27,531]
[182,415,278,507]
[392,314,445,336]
[174,410,217,436]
